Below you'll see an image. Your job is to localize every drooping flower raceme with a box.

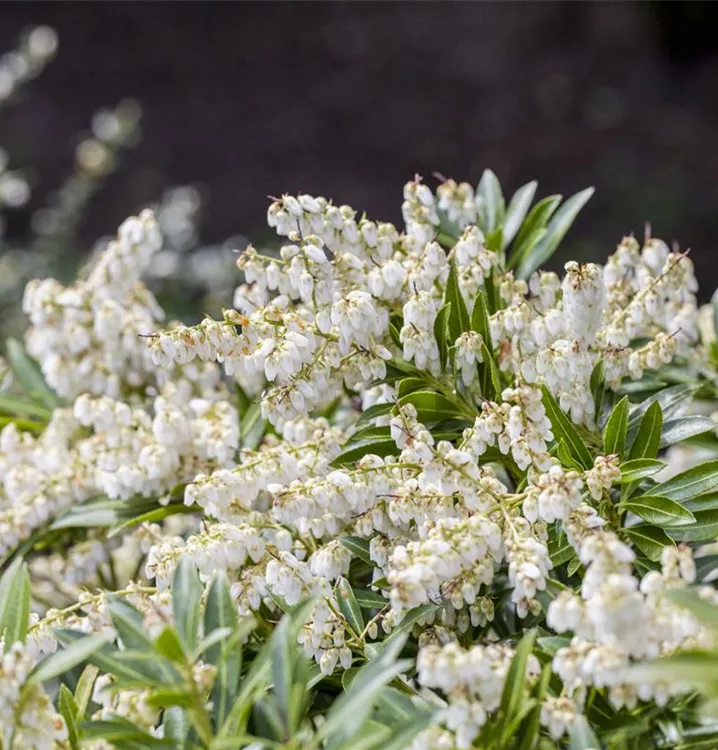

[3,172,716,749]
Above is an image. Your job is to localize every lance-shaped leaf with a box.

[541,387,592,469]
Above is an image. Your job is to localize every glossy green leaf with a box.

[172,558,202,652]
[568,714,602,750]
[0,557,30,644]
[603,396,629,456]
[397,390,460,422]
[516,187,594,280]
[652,460,718,502]
[629,401,663,460]
[542,387,592,468]
[621,495,695,527]
[155,627,187,663]
[162,707,190,746]
[508,194,561,271]
[58,684,79,750]
[6,338,61,409]
[352,589,388,610]
[331,439,398,467]
[590,358,605,425]
[79,718,174,747]
[627,384,696,435]
[622,525,674,561]
[517,663,552,750]
[320,636,412,749]
[497,629,536,737]
[30,632,113,683]
[481,343,502,401]
[619,458,666,484]
[356,402,394,427]
[666,509,718,542]
[444,261,470,341]
[660,416,716,449]
[74,664,99,719]
[501,180,538,250]
[471,289,493,350]
[476,168,505,234]
[337,577,364,638]
[433,302,452,373]
[341,536,373,564]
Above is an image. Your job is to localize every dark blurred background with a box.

[1,1,718,299]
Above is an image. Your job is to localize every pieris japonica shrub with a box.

[4,169,718,750]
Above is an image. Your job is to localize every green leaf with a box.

[385,603,440,644]
[74,664,99,719]
[433,302,452,373]
[6,338,61,409]
[481,343,502,401]
[58,684,80,749]
[79,718,174,747]
[537,636,571,656]
[666,509,718,542]
[204,572,239,661]
[397,390,461,422]
[108,502,197,538]
[627,384,697,435]
[395,378,426,399]
[660,416,716,449]
[621,495,695,527]
[331,440,398,467]
[52,495,159,530]
[163,707,191,746]
[320,637,412,749]
[629,401,663,460]
[0,557,30,644]
[516,187,594,280]
[590,358,605,425]
[568,714,602,750]
[356,402,394,427]
[603,396,629,456]
[107,597,156,652]
[30,632,113,683]
[193,626,234,662]
[549,535,575,567]
[508,194,561,271]
[497,630,536,738]
[155,627,187,663]
[541,386,592,469]
[652,460,718,502]
[0,393,52,420]
[353,589,388,610]
[622,525,674,561]
[220,598,316,738]
[269,616,294,735]
[556,439,585,472]
[517,663,552,750]
[476,169,505,234]
[444,260,470,340]
[172,558,203,652]
[341,536,372,565]
[470,289,493,350]
[501,180,538,250]
[619,458,666,484]
[337,578,364,638]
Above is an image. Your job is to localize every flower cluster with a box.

[4,172,718,749]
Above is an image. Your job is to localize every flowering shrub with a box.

[3,170,718,749]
